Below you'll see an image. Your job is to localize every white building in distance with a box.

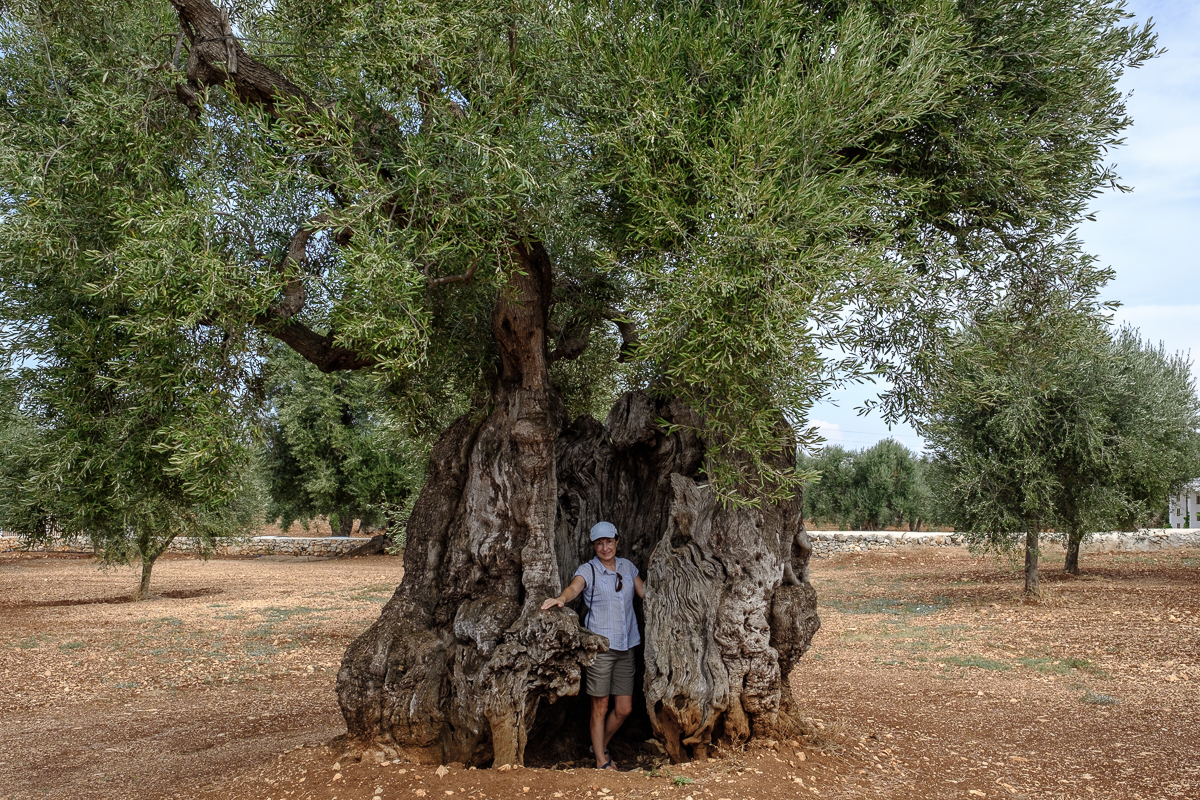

[1168,481,1200,528]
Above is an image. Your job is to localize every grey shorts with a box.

[586,648,635,697]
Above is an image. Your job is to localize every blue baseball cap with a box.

[589,521,618,541]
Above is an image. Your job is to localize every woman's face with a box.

[592,536,617,560]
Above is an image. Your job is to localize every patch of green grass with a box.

[897,638,938,653]
[1081,690,1118,706]
[941,655,1011,671]
[259,606,328,621]
[350,586,393,603]
[15,635,44,649]
[354,583,394,595]
[58,640,88,651]
[1065,658,1110,678]
[1180,557,1199,568]
[932,623,971,636]
[154,616,183,627]
[212,610,248,620]
[1016,656,1108,678]
[672,776,694,786]
[822,595,954,616]
[245,643,285,657]
[1017,657,1075,675]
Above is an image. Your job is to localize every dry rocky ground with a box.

[1,544,1196,800]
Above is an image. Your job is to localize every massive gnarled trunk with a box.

[555,395,820,762]
[336,254,820,767]
[338,383,820,765]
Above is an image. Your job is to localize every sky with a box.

[807,0,1200,454]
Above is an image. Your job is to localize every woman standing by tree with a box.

[542,522,645,769]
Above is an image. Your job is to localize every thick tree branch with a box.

[169,0,321,117]
[256,315,376,373]
[604,308,639,363]
[428,256,481,288]
[272,213,330,320]
[166,0,481,374]
[547,323,590,364]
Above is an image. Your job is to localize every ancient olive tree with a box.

[0,0,1155,765]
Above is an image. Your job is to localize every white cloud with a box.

[809,419,843,443]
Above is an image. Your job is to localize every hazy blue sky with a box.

[808,0,1199,453]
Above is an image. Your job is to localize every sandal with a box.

[598,759,617,770]
[587,746,611,758]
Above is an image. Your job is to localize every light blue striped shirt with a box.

[575,556,640,651]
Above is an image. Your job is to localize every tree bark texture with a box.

[136,555,155,601]
[338,382,821,765]
[1024,530,1041,597]
[1064,529,1082,575]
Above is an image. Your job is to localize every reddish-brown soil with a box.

[1,546,1196,800]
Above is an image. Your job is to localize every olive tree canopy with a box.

[0,0,1156,766]
[926,321,1200,594]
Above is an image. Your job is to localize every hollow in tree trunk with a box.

[336,250,821,766]
[1024,530,1041,597]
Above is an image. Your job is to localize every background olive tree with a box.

[802,440,934,531]
[261,347,430,539]
[0,292,260,599]
[925,315,1200,595]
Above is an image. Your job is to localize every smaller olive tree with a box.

[925,314,1200,595]
[1060,327,1200,571]
[802,439,933,531]
[0,244,259,599]
[261,348,430,538]
[0,349,259,599]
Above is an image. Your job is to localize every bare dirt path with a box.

[1,546,1196,800]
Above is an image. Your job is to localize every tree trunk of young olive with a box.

[135,555,155,601]
[1064,529,1083,575]
[335,252,820,767]
[1024,530,1041,597]
[132,530,175,601]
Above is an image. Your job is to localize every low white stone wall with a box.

[1061,529,1200,552]
[807,530,964,555]
[6,529,1199,559]
[171,535,378,557]
[0,534,379,558]
[806,528,1200,556]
